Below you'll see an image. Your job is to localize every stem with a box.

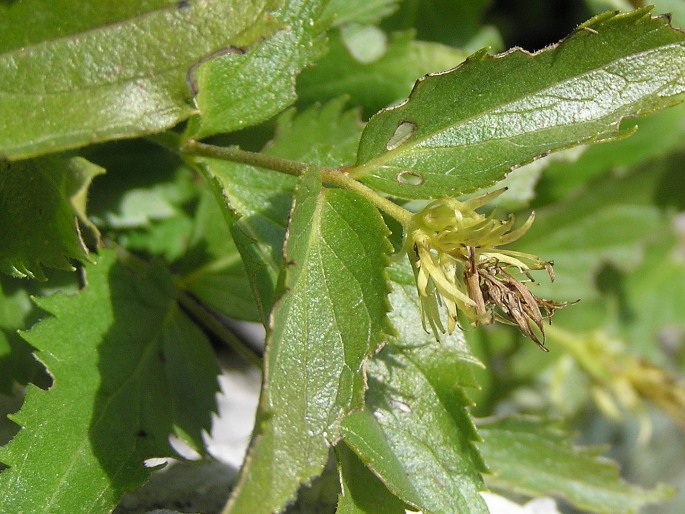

[182,141,415,228]
[177,291,263,370]
[182,140,308,177]
[321,169,414,227]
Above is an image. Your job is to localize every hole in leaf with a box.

[396,170,424,186]
[386,121,417,151]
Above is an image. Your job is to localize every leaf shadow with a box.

[89,258,218,499]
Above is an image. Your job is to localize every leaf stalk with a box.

[177,291,264,370]
[182,140,309,177]
[181,140,414,228]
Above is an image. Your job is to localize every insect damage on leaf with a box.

[386,121,418,150]
[405,189,569,350]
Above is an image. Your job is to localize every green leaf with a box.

[342,259,488,514]
[0,249,220,512]
[225,168,392,513]
[536,103,685,205]
[189,0,330,139]
[0,277,37,393]
[229,218,280,327]
[195,161,294,324]
[0,1,181,52]
[121,216,196,262]
[176,188,260,322]
[351,8,685,199]
[381,0,495,48]
[0,0,277,160]
[323,0,400,26]
[478,417,674,513]
[481,147,585,211]
[0,156,104,279]
[297,30,468,117]
[85,140,197,230]
[621,226,685,358]
[518,167,666,302]
[588,1,685,29]
[83,139,206,265]
[195,98,364,318]
[268,98,364,166]
[335,444,407,514]
[0,270,80,395]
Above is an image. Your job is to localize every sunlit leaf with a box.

[0,0,277,159]
[352,9,685,198]
[225,169,391,513]
[189,0,329,139]
[195,98,364,320]
[535,103,685,205]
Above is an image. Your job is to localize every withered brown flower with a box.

[405,190,568,349]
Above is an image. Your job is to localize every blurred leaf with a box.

[0,249,220,512]
[535,103,685,205]
[0,156,104,279]
[119,217,194,263]
[85,140,197,230]
[585,0,635,15]
[381,0,495,48]
[195,98,364,318]
[189,0,329,139]
[225,169,392,513]
[352,9,685,199]
[622,225,685,358]
[515,168,666,302]
[323,0,400,26]
[478,417,674,513]
[297,30,468,117]
[342,259,488,514]
[483,147,585,211]
[653,0,685,28]
[335,444,407,514]
[0,0,277,159]
[587,1,685,29]
[622,409,685,514]
[85,139,202,263]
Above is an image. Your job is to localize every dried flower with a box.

[405,189,567,350]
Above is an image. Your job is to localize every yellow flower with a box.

[405,189,566,350]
